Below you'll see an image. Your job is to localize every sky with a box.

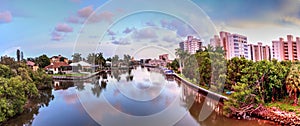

[1,0,300,60]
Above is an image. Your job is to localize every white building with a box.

[220,31,249,59]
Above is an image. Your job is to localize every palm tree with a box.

[175,48,190,73]
[286,65,300,105]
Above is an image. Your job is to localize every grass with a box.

[266,98,300,114]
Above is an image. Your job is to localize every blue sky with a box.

[1,0,300,59]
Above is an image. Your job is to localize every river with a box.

[3,66,275,126]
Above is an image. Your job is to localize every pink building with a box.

[272,35,300,61]
[210,35,221,47]
[248,42,271,61]
[179,36,202,54]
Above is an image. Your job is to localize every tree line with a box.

[0,57,52,122]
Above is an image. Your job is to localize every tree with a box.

[87,53,106,68]
[0,64,15,78]
[226,57,253,90]
[35,54,50,68]
[123,54,131,63]
[59,57,67,62]
[72,53,82,62]
[111,55,119,66]
[21,51,24,61]
[16,49,20,62]
[167,59,180,73]
[0,56,17,69]
[285,64,300,105]
[175,48,190,72]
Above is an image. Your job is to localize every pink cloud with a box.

[88,11,114,23]
[0,11,12,23]
[66,16,80,24]
[51,31,63,41]
[55,23,73,32]
[77,5,93,18]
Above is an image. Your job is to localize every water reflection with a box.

[4,67,275,126]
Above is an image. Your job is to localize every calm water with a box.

[3,67,275,126]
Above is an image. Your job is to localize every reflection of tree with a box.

[75,81,85,91]
[3,89,54,125]
[126,69,133,82]
[91,80,107,98]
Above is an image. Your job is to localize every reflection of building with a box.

[50,55,68,63]
[149,59,166,67]
[248,42,271,61]
[272,35,300,61]
[179,36,202,54]
[45,62,71,74]
[26,61,39,71]
[220,31,249,59]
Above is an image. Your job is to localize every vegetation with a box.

[0,56,52,123]
[172,45,300,118]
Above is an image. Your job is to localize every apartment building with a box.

[179,36,202,54]
[272,35,300,61]
[248,42,271,61]
[219,31,249,59]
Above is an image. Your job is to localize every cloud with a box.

[150,39,158,43]
[0,11,12,23]
[77,5,93,18]
[132,28,158,40]
[87,11,114,23]
[145,21,156,26]
[160,19,196,37]
[280,16,300,26]
[66,16,80,24]
[68,5,115,24]
[107,29,116,36]
[51,31,63,41]
[112,38,131,45]
[123,27,135,34]
[162,36,178,43]
[55,23,73,32]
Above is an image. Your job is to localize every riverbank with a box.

[253,106,300,125]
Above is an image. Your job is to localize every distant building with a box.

[26,61,39,71]
[179,36,202,54]
[272,35,300,61]
[220,31,249,59]
[50,55,68,63]
[159,54,169,61]
[210,35,221,47]
[248,42,271,61]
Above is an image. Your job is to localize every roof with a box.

[69,61,92,67]
[26,61,35,66]
[45,62,70,69]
